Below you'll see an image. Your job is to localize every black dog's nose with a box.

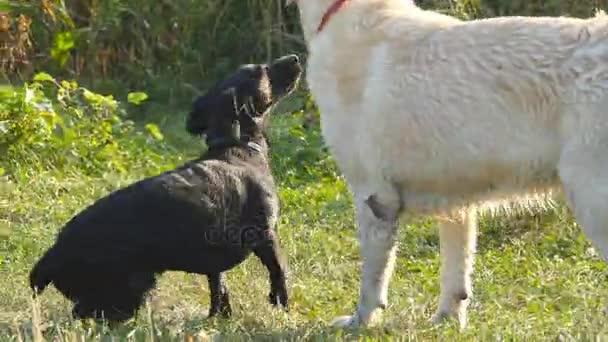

[286,54,299,64]
[276,54,299,65]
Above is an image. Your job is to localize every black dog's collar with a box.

[206,137,263,153]
[245,141,262,152]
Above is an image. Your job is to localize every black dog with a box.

[29,54,302,322]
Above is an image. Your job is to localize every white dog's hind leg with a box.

[332,187,401,328]
[432,209,477,329]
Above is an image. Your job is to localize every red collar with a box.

[317,0,350,33]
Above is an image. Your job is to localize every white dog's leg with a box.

[559,142,608,262]
[332,187,400,328]
[432,209,477,329]
[559,137,608,312]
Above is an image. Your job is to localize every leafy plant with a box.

[0,72,169,176]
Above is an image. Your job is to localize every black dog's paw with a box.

[268,290,289,312]
[208,291,232,318]
[72,303,91,320]
[208,304,232,319]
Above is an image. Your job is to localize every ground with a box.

[1,101,608,341]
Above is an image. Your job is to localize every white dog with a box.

[287,0,608,330]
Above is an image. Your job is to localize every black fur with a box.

[29,54,302,322]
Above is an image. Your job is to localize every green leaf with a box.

[33,72,55,83]
[128,92,149,105]
[145,123,164,141]
[82,89,105,105]
[51,31,75,67]
[54,31,75,52]
[0,168,4,176]
[40,111,58,129]
[60,80,78,90]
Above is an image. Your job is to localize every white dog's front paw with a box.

[431,310,450,325]
[331,315,360,328]
[431,308,467,330]
[331,305,385,329]
[432,293,469,329]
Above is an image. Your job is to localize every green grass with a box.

[2,101,608,341]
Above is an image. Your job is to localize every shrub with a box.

[2,0,606,98]
[0,72,170,177]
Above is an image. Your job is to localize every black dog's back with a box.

[36,160,259,275]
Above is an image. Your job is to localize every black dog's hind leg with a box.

[70,272,156,323]
[207,273,232,318]
[254,230,288,310]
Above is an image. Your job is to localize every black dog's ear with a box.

[186,87,241,136]
[186,95,210,136]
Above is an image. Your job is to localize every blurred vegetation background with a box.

[2,0,608,103]
[2,0,607,176]
[2,0,607,170]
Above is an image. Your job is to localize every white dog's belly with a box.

[395,158,561,215]
[380,131,562,214]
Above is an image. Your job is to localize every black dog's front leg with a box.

[207,273,231,318]
[253,230,288,311]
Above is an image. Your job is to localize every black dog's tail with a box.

[29,247,61,296]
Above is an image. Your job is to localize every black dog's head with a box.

[186,54,302,144]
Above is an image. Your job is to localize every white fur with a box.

[291,0,608,329]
